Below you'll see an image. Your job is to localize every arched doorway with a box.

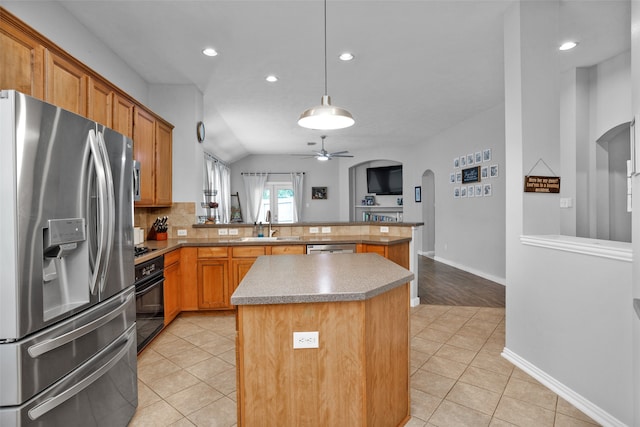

[421,170,435,257]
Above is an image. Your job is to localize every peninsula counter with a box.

[231,253,414,427]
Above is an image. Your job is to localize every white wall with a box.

[229,155,340,223]
[504,2,634,425]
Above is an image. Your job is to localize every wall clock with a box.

[196,121,205,143]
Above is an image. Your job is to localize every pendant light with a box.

[298,0,354,130]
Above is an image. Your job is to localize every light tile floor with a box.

[130,306,600,427]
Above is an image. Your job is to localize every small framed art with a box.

[415,186,422,203]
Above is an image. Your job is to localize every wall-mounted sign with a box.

[462,166,481,183]
[524,176,560,193]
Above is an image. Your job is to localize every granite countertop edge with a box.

[135,235,411,264]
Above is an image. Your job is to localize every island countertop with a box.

[231,253,414,305]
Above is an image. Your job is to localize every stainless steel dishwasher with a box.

[306,243,357,254]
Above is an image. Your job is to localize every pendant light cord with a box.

[324,0,328,96]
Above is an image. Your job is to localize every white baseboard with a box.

[418,250,435,258]
[501,348,628,427]
[432,256,506,286]
[410,297,420,307]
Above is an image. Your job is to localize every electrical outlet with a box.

[293,331,319,349]
[228,228,239,235]
[321,227,331,233]
[380,226,389,233]
[309,227,319,234]
[218,229,228,236]
[177,229,187,237]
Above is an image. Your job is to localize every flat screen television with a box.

[367,165,403,195]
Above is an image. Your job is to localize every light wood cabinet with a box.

[45,49,87,116]
[164,249,181,325]
[0,14,45,99]
[230,246,267,302]
[270,245,306,255]
[357,242,410,269]
[134,105,173,207]
[180,247,198,311]
[195,247,230,310]
[87,76,112,126]
[112,93,134,138]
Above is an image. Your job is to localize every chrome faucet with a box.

[266,210,277,237]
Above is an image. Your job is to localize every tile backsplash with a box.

[134,202,413,241]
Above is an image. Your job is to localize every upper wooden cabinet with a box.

[1,7,172,207]
[87,76,112,126]
[0,13,44,99]
[134,106,173,207]
[45,50,87,116]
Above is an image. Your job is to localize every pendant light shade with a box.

[298,0,354,130]
[298,95,355,130]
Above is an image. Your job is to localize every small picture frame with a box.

[460,186,467,198]
[460,155,467,167]
[363,195,375,205]
[312,187,327,199]
[475,151,482,163]
[483,148,492,162]
[483,183,492,197]
[450,172,456,184]
[467,154,474,165]
[454,187,460,198]
[454,157,460,168]
[415,186,422,202]
[475,184,483,197]
[456,171,462,183]
[490,164,499,178]
[481,166,488,179]
[468,185,475,198]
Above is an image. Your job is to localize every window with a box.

[258,182,294,224]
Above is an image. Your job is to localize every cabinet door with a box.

[360,244,386,257]
[0,18,45,99]
[180,248,198,311]
[231,258,257,298]
[270,245,306,255]
[112,94,134,138]
[197,259,228,309]
[87,77,112,127]
[154,119,173,206]
[45,50,87,116]
[133,106,156,206]
[164,260,181,325]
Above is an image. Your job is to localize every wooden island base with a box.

[236,283,410,427]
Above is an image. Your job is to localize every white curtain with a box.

[242,173,267,224]
[204,154,230,223]
[291,172,304,222]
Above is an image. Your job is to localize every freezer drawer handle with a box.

[27,292,133,358]
[28,325,135,421]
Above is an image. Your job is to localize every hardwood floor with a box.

[418,255,505,307]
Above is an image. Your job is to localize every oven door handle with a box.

[136,277,164,298]
[27,291,133,358]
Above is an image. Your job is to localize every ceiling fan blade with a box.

[329,151,349,156]
[290,154,317,159]
[330,154,354,158]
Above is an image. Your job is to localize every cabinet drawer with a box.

[164,249,181,266]
[271,245,306,255]
[198,247,229,258]
[232,246,267,258]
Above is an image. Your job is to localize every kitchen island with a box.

[231,253,414,427]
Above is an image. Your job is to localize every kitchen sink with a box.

[232,236,302,242]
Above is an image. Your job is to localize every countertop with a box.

[230,253,414,305]
[134,235,411,265]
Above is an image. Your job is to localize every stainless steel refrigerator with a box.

[0,90,138,426]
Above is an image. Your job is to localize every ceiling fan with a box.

[293,135,354,161]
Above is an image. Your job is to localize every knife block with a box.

[147,228,167,241]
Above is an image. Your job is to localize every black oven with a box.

[134,255,164,353]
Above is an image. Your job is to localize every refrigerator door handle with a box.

[87,130,109,295]
[27,291,134,358]
[96,131,115,294]
[27,325,136,421]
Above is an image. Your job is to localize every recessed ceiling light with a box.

[265,75,278,83]
[559,41,578,51]
[202,48,218,57]
[339,52,354,61]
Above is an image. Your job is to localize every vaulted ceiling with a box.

[59,0,630,162]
